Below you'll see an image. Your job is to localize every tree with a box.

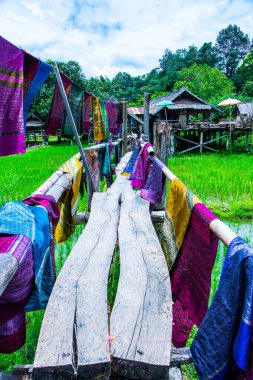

[198,42,218,67]
[215,24,251,78]
[233,49,253,91]
[173,64,235,102]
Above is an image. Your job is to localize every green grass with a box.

[167,153,253,221]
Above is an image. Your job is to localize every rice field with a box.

[0,147,252,376]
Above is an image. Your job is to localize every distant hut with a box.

[26,113,45,132]
[128,87,219,130]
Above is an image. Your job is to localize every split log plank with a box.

[33,192,120,380]
[110,192,172,380]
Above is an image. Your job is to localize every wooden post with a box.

[199,130,204,153]
[122,100,127,155]
[170,131,175,156]
[226,132,229,151]
[144,92,151,141]
[54,66,96,193]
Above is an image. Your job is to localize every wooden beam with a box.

[110,192,172,379]
[122,101,128,155]
[143,93,151,140]
[127,110,144,125]
[82,141,121,153]
[33,192,120,380]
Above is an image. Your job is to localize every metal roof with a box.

[237,102,253,116]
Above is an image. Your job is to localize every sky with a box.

[0,0,253,79]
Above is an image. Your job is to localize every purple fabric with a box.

[171,203,219,347]
[105,101,118,134]
[0,234,33,353]
[0,36,25,156]
[108,140,114,155]
[22,194,60,280]
[131,143,152,189]
[45,73,72,135]
[141,157,165,204]
[83,90,92,132]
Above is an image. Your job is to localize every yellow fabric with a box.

[161,179,201,268]
[55,157,82,243]
[92,97,106,141]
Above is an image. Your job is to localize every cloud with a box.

[0,0,252,78]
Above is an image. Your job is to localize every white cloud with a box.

[0,0,252,78]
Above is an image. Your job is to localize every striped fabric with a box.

[100,99,110,139]
[121,142,141,178]
[191,237,253,380]
[55,157,82,243]
[105,101,120,134]
[0,36,25,156]
[46,73,72,135]
[141,157,165,204]
[92,97,107,141]
[131,143,152,189]
[83,90,92,132]
[161,179,200,268]
[23,59,52,125]
[0,234,33,353]
[171,203,218,348]
[62,83,84,137]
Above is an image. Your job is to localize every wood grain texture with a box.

[33,192,120,380]
[110,192,172,380]
[0,254,18,297]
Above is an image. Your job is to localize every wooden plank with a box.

[0,254,18,297]
[110,192,172,380]
[33,192,120,380]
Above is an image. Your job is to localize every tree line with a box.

[31,24,253,121]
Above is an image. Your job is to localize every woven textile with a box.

[62,83,83,137]
[23,59,52,125]
[92,97,107,141]
[191,237,253,380]
[0,234,33,353]
[23,51,39,98]
[0,36,25,156]
[161,179,200,268]
[131,143,152,189]
[84,151,100,192]
[171,203,218,347]
[46,73,72,135]
[121,142,141,178]
[141,157,165,204]
[55,157,82,243]
[83,90,92,132]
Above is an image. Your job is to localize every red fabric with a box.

[45,73,72,135]
[171,203,219,347]
[83,90,92,132]
[23,51,39,97]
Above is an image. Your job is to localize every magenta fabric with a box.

[22,194,60,280]
[141,157,165,204]
[171,203,219,348]
[0,234,33,353]
[23,51,39,97]
[0,36,25,156]
[45,73,72,135]
[131,143,152,189]
[105,101,118,134]
[83,90,92,132]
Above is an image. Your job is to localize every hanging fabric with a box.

[83,90,92,132]
[23,51,39,98]
[62,83,84,137]
[140,157,166,204]
[161,179,200,268]
[105,101,119,134]
[131,143,152,189]
[92,97,109,141]
[121,142,141,178]
[191,237,253,380]
[0,36,25,156]
[46,73,72,135]
[171,203,218,348]
[23,58,52,126]
[55,157,82,243]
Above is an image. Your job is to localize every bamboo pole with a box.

[144,93,151,141]
[153,157,237,247]
[122,101,128,155]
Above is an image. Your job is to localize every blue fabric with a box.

[0,201,53,311]
[121,142,141,177]
[23,61,52,126]
[98,143,112,181]
[191,236,253,380]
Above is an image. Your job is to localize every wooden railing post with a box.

[122,101,128,155]
[144,93,151,141]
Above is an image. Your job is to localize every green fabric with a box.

[62,84,83,137]
[99,100,110,140]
